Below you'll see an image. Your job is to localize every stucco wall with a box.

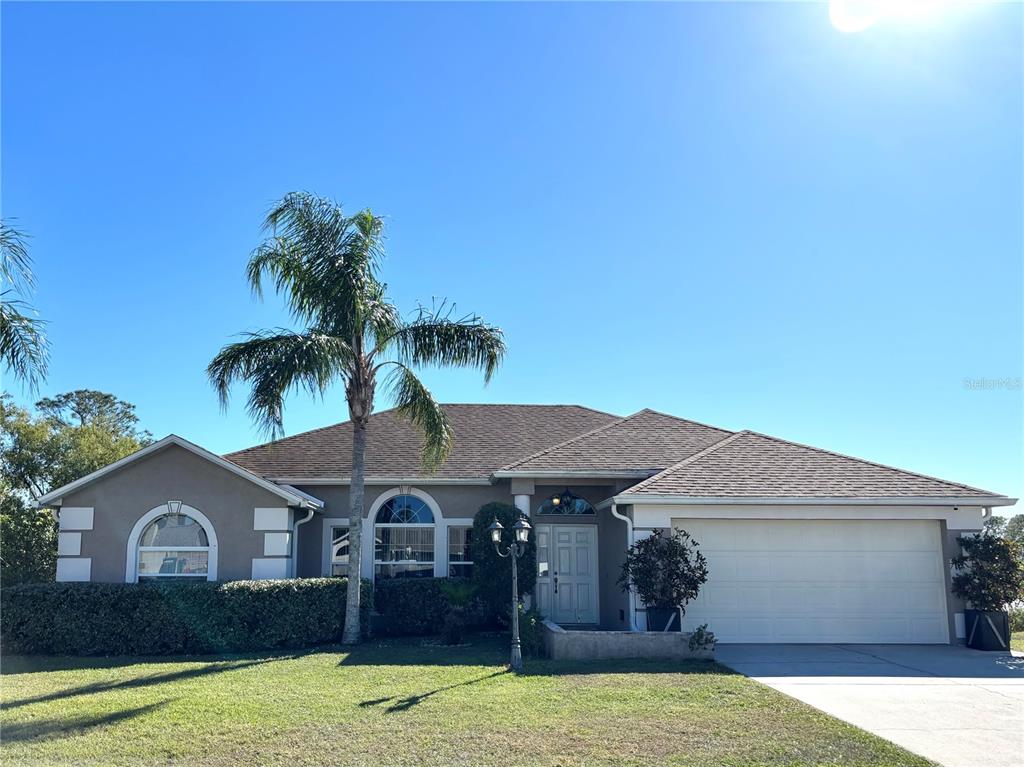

[294,482,511,578]
[56,444,290,582]
[598,511,630,629]
[294,480,633,628]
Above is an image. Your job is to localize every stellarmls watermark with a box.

[962,377,1022,391]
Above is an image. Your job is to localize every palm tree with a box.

[0,220,49,391]
[208,192,506,644]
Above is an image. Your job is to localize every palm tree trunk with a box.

[341,416,367,644]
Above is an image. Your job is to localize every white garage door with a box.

[672,519,949,644]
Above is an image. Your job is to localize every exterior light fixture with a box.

[514,517,531,544]
[491,514,532,671]
[488,519,504,544]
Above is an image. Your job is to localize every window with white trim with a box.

[448,526,473,578]
[137,513,210,580]
[329,524,350,577]
[374,494,434,580]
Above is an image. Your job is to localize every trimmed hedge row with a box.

[0,578,372,656]
[373,577,468,636]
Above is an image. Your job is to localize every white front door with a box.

[535,524,598,624]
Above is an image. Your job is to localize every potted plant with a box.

[618,528,709,632]
[951,531,1024,651]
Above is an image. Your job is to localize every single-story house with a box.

[38,404,1016,644]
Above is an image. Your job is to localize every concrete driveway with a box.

[717,644,1024,767]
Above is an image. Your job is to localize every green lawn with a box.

[1,635,933,767]
[1012,631,1023,653]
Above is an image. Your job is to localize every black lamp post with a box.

[488,516,532,671]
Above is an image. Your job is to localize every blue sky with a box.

[3,2,1021,506]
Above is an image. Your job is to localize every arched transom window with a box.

[536,488,596,516]
[373,492,436,580]
[131,502,216,581]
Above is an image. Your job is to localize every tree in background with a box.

[36,390,150,436]
[1006,515,1024,547]
[0,391,150,584]
[983,514,1024,546]
[0,220,49,391]
[208,192,505,644]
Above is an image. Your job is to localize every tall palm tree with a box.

[208,193,505,644]
[0,220,49,391]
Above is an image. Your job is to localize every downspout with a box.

[291,506,315,578]
[609,502,638,631]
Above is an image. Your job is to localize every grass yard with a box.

[1,635,933,767]
[1012,631,1023,653]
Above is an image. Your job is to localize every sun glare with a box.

[829,0,968,33]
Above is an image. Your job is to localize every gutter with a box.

[608,502,638,631]
[291,508,316,578]
[599,495,1018,508]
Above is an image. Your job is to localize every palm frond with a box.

[387,303,506,383]
[385,364,453,473]
[0,220,34,295]
[246,237,307,302]
[206,329,352,437]
[252,193,390,337]
[0,297,49,392]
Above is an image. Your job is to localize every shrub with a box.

[0,578,372,656]
[0,494,56,585]
[951,533,1024,612]
[374,577,472,636]
[471,502,536,623]
[438,580,477,645]
[618,528,709,611]
[517,605,545,658]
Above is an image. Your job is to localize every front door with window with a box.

[534,524,598,624]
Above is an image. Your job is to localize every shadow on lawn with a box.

[1,653,308,711]
[338,634,511,668]
[339,634,723,677]
[359,669,508,713]
[2,699,173,743]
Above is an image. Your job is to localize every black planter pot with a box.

[965,609,1010,651]
[646,608,681,632]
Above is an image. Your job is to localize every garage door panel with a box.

[672,519,949,644]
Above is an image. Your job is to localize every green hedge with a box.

[374,577,481,636]
[0,578,372,656]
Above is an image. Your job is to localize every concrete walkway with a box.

[717,644,1024,767]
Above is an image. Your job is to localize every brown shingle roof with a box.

[500,409,733,473]
[225,404,618,480]
[621,430,1005,498]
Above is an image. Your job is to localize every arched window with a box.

[373,491,436,580]
[127,502,218,582]
[536,488,596,516]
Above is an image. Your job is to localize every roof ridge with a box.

[499,408,734,472]
[433,403,617,413]
[629,407,734,435]
[621,430,751,494]
[497,411,639,471]
[740,430,1005,496]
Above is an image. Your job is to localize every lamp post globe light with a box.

[488,516,532,671]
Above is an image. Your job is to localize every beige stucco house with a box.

[38,404,1016,644]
